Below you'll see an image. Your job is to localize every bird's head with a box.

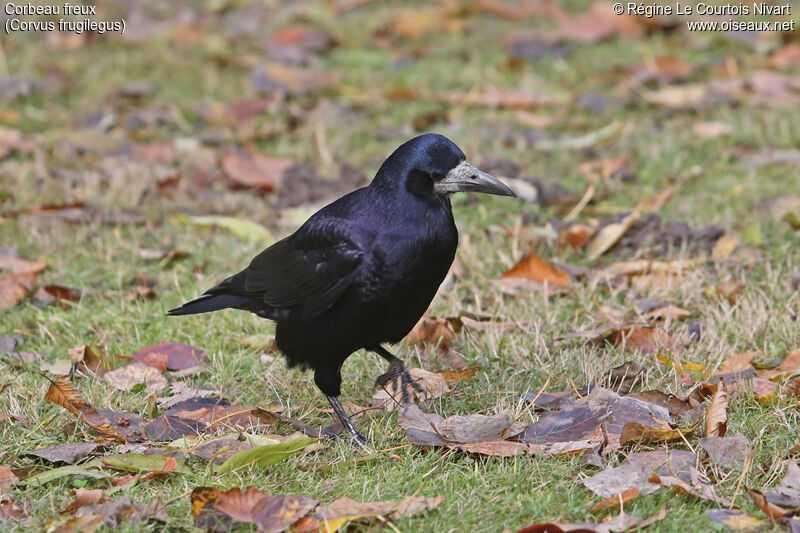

[372,134,516,200]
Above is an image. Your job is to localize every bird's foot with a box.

[326,395,371,450]
[376,357,424,406]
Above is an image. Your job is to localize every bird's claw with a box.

[376,358,424,406]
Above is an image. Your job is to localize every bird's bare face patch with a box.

[433,161,517,198]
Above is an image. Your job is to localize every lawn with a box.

[1,1,799,531]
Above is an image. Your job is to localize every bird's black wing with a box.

[239,217,365,318]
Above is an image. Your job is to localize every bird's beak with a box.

[434,161,517,198]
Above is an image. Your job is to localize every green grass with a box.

[1,0,800,531]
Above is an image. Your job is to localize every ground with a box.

[1,0,799,531]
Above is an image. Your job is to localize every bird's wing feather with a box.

[243,217,365,318]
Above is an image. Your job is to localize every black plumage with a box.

[168,134,515,444]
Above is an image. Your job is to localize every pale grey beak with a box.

[433,161,517,198]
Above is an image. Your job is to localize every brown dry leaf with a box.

[28,443,105,464]
[640,304,691,322]
[761,462,800,511]
[619,418,699,446]
[522,402,607,452]
[699,433,751,471]
[770,43,800,70]
[601,361,646,394]
[706,278,745,305]
[760,349,800,380]
[601,258,698,277]
[586,209,640,260]
[44,376,122,441]
[0,255,47,310]
[577,156,632,183]
[372,368,450,410]
[104,362,168,394]
[62,489,109,515]
[649,472,735,507]
[221,152,293,192]
[48,514,106,533]
[316,494,444,521]
[133,341,206,371]
[398,405,536,457]
[191,486,318,533]
[719,351,761,374]
[500,249,570,286]
[404,315,456,345]
[745,488,788,523]
[387,7,464,41]
[548,1,643,43]
[693,121,733,139]
[609,326,682,355]
[643,83,708,109]
[434,86,566,109]
[587,487,639,513]
[0,465,19,488]
[583,449,698,498]
[252,62,339,95]
[440,365,480,381]
[705,378,728,438]
[34,285,80,308]
[69,345,109,376]
[712,234,741,261]
[707,510,770,532]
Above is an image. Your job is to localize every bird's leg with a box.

[370,345,424,405]
[326,395,368,447]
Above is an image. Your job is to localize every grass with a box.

[1,0,800,531]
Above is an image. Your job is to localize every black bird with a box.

[168,134,515,444]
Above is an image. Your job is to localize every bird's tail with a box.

[167,293,253,316]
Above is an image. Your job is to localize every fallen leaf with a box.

[192,486,318,533]
[619,419,699,446]
[643,83,708,109]
[27,443,105,464]
[586,209,640,259]
[745,488,788,523]
[587,487,639,513]
[577,156,632,183]
[44,376,123,441]
[104,362,168,394]
[21,465,110,486]
[705,378,728,438]
[133,341,206,371]
[0,466,19,488]
[440,365,481,381]
[699,433,751,471]
[712,234,741,261]
[101,453,185,477]
[216,435,317,473]
[69,345,109,376]
[609,326,682,355]
[583,449,697,498]
[649,472,735,507]
[403,315,456,345]
[719,351,761,374]
[252,62,338,95]
[47,514,106,533]
[221,152,293,191]
[760,349,800,380]
[0,255,47,310]
[707,509,770,533]
[500,249,570,286]
[434,86,566,109]
[600,361,646,394]
[693,121,733,139]
[62,488,109,515]
[769,43,800,70]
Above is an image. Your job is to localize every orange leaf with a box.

[705,378,728,438]
[501,249,569,286]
